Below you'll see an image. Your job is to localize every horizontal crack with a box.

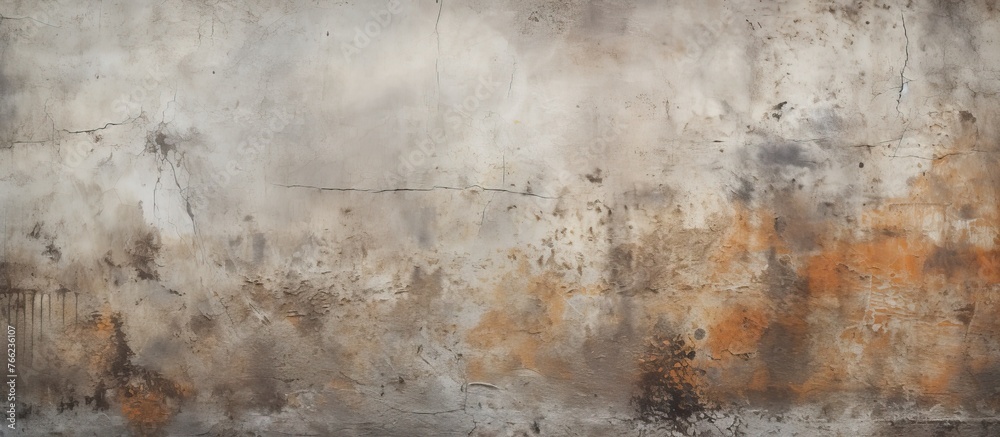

[271,183,557,199]
[61,118,134,134]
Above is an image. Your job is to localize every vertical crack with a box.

[896,12,909,115]
[434,0,444,111]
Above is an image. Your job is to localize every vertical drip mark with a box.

[74,292,78,328]
[26,292,31,367]
[38,293,43,355]
[61,291,65,330]
[30,291,36,367]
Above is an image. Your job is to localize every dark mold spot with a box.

[189,314,216,337]
[585,168,603,183]
[923,246,977,278]
[28,223,42,239]
[153,131,174,156]
[693,328,706,340]
[57,397,79,413]
[608,245,652,295]
[955,304,975,325]
[127,231,161,281]
[859,162,864,168]
[43,243,61,262]
[84,382,110,411]
[958,204,975,219]
[730,177,755,203]
[959,110,976,123]
[633,334,705,427]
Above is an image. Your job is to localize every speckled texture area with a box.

[2,0,1000,435]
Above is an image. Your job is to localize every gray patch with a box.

[0,52,13,147]
[757,143,816,169]
[730,177,755,203]
[252,233,266,262]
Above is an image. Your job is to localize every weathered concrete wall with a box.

[2,0,1000,435]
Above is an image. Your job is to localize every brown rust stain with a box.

[691,122,1000,412]
[465,268,579,380]
[704,304,769,357]
[463,248,627,383]
[709,204,789,276]
[83,312,191,435]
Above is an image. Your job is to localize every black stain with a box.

[43,243,61,262]
[152,131,174,156]
[757,143,815,169]
[730,177,755,204]
[57,397,79,413]
[127,231,161,281]
[633,334,705,428]
[27,223,41,239]
[585,168,603,183]
[84,382,110,411]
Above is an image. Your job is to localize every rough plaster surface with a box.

[2,0,1000,435]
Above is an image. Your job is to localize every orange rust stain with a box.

[973,248,1000,283]
[705,140,1000,407]
[802,236,932,299]
[711,205,789,275]
[705,305,769,357]
[904,322,967,403]
[121,389,171,429]
[465,271,583,379]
